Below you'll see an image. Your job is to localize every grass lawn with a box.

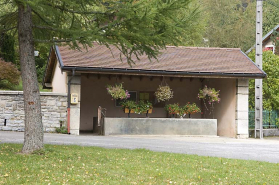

[0,79,50,92]
[0,144,278,184]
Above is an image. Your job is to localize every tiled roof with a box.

[55,43,265,77]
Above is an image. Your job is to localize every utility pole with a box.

[255,0,263,139]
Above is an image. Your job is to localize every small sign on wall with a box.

[71,93,78,104]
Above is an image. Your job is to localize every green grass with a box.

[0,144,278,185]
[0,79,50,92]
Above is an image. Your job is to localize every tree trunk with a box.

[18,3,44,153]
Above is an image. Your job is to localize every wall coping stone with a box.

[0,91,67,96]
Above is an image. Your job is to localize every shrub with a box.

[0,58,20,86]
[55,126,68,134]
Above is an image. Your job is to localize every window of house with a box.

[139,91,165,108]
[115,91,137,107]
[265,45,275,53]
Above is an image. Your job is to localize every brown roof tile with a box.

[56,43,265,77]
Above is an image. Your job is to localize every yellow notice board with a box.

[71,93,78,104]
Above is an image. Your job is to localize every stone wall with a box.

[235,79,249,139]
[104,118,217,136]
[0,91,67,132]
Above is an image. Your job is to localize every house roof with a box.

[246,24,279,54]
[262,24,279,43]
[44,43,266,84]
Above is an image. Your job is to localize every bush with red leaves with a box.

[0,58,20,85]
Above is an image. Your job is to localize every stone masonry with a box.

[0,91,67,132]
[235,79,249,139]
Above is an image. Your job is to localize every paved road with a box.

[1,131,279,163]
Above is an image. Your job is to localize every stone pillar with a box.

[69,75,81,135]
[235,79,249,139]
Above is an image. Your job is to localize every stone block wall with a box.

[235,79,249,139]
[0,91,67,132]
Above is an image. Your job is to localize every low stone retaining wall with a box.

[249,129,279,137]
[0,91,67,132]
[104,118,217,136]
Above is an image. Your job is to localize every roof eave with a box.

[43,45,65,89]
[61,66,266,79]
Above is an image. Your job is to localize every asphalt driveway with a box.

[0,131,279,163]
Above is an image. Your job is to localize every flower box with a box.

[124,108,135,113]
[124,108,152,114]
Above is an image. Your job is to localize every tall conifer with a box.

[0,0,201,153]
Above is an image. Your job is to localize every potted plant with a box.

[198,85,220,117]
[155,85,174,102]
[106,83,130,100]
[135,100,153,117]
[182,102,201,118]
[121,100,153,118]
[121,100,137,114]
[165,103,180,118]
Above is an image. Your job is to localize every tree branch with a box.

[44,3,113,15]
[34,38,73,43]
[32,9,51,26]
[0,27,17,33]
[33,25,60,31]
[0,0,12,6]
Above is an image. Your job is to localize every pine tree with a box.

[0,0,201,153]
[0,33,16,64]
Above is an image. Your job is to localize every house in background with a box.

[246,24,279,54]
[44,43,266,138]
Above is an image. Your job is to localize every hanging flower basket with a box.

[198,85,220,118]
[155,85,174,102]
[106,83,130,100]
